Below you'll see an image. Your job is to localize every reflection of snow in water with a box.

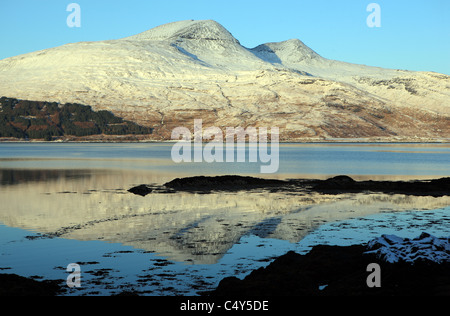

[0,206,448,296]
[300,207,450,248]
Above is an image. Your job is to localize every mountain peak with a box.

[0,19,448,142]
[124,20,240,44]
[251,38,321,64]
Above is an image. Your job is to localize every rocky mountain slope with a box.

[0,20,448,141]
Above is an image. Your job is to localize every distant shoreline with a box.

[1,138,450,144]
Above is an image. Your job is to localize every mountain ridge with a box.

[0,19,448,142]
[123,20,241,44]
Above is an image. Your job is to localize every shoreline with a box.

[206,233,450,297]
[1,176,448,296]
[1,141,450,144]
[1,137,450,144]
[2,232,448,296]
[1,170,449,296]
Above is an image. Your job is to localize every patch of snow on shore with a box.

[365,232,450,264]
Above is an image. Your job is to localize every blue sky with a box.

[1,0,449,74]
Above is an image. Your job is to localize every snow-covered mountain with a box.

[0,19,449,141]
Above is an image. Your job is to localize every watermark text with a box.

[171,119,279,173]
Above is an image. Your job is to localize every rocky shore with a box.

[128,175,450,197]
[2,175,448,296]
[127,176,450,297]
[206,233,450,296]
[2,233,448,296]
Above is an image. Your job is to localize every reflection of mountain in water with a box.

[0,169,449,264]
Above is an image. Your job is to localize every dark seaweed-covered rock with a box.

[0,274,65,296]
[314,176,450,197]
[127,184,153,196]
[163,175,290,193]
[207,240,450,296]
[128,175,450,196]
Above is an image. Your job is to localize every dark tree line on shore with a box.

[0,97,153,140]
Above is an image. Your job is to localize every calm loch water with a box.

[0,142,449,296]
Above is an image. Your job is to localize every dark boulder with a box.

[127,184,153,197]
